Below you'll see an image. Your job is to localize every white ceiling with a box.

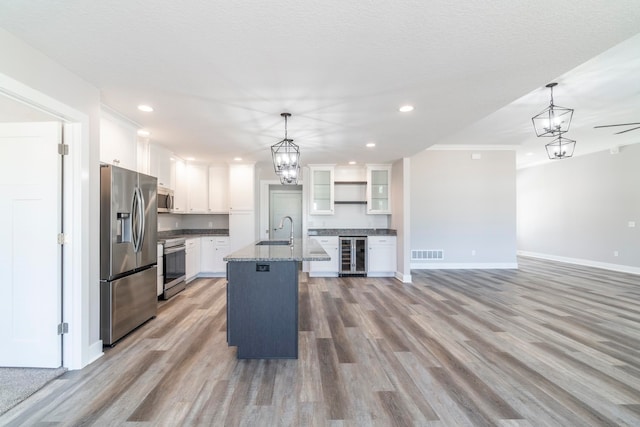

[1,1,639,168]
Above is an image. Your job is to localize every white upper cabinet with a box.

[99,110,137,171]
[187,163,209,213]
[228,164,255,211]
[149,144,174,189]
[173,158,187,213]
[208,164,229,213]
[366,164,392,214]
[309,165,334,215]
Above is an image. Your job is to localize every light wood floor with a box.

[2,257,640,426]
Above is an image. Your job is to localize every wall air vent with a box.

[411,250,444,261]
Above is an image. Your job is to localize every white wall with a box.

[518,144,640,273]
[410,149,517,268]
[0,28,102,368]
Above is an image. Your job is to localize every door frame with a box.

[1,73,91,370]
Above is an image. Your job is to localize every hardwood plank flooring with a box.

[2,257,640,426]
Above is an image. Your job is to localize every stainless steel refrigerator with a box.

[100,164,158,345]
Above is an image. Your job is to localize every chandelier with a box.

[271,112,300,185]
[532,82,576,159]
[545,135,576,160]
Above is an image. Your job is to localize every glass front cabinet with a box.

[309,165,334,215]
[366,164,391,214]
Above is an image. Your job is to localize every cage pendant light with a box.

[271,112,300,185]
[545,134,576,160]
[532,83,574,137]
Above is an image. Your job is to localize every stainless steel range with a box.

[162,237,186,299]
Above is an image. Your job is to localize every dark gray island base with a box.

[224,238,330,359]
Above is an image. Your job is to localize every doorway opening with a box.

[269,185,302,241]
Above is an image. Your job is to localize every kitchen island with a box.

[224,238,330,359]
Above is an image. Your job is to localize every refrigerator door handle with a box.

[137,187,146,251]
[131,188,139,252]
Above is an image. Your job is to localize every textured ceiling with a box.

[1,1,639,167]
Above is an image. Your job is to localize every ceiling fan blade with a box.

[614,126,640,135]
[594,122,640,129]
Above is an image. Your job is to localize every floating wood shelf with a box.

[334,201,367,205]
[334,181,367,185]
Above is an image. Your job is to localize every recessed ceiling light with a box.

[526,152,534,156]
[348,161,356,165]
[234,157,243,161]
[137,104,154,112]
[137,129,150,137]
[366,142,376,148]
[399,105,414,113]
[185,157,195,161]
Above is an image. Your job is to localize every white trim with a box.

[85,341,104,366]
[259,179,304,241]
[411,262,518,270]
[395,272,412,283]
[517,251,640,275]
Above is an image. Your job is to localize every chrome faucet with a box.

[277,216,294,245]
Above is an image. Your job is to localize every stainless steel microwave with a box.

[157,187,174,213]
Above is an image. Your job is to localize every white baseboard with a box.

[309,272,339,278]
[517,251,640,275]
[410,262,518,270]
[83,340,104,369]
[395,271,412,283]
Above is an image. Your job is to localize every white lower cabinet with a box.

[185,238,201,283]
[309,236,339,277]
[367,236,396,277]
[200,236,230,276]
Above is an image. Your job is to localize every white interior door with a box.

[270,189,302,240]
[0,121,62,368]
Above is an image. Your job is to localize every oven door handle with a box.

[164,245,186,255]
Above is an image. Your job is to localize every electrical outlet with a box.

[175,221,178,228]
[208,221,213,228]
[629,221,636,228]
[471,249,476,256]
[614,251,619,257]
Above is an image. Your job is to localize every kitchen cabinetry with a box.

[99,112,137,171]
[208,165,229,213]
[149,144,174,189]
[366,165,392,214]
[227,260,298,358]
[200,236,230,275]
[187,163,209,213]
[367,236,396,277]
[173,158,188,213]
[185,237,201,283]
[309,236,339,276]
[309,165,334,215]
[228,164,255,211]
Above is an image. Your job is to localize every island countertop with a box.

[223,238,331,262]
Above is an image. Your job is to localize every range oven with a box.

[162,237,186,300]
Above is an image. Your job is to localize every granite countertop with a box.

[158,229,229,243]
[224,238,330,262]
[307,228,397,236]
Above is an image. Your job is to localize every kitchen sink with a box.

[256,240,291,246]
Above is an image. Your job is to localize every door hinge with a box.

[58,143,69,156]
[57,233,66,245]
[58,322,69,335]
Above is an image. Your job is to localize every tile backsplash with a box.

[158,213,229,232]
